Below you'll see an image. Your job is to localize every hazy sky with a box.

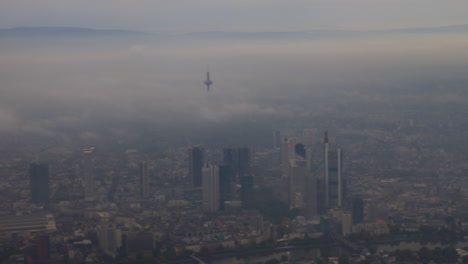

[1,0,468,32]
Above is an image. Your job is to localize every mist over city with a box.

[1,1,468,263]
[2,28,468,149]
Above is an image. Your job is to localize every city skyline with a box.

[1,1,468,263]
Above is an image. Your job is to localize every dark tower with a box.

[188,146,204,187]
[218,164,233,210]
[352,195,365,224]
[240,175,254,209]
[30,163,49,205]
[237,148,251,177]
[140,161,149,199]
[223,147,251,177]
[223,148,237,175]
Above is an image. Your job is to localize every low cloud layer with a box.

[1,32,468,148]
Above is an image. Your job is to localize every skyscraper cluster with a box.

[280,131,345,218]
[189,146,253,213]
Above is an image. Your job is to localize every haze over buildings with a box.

[1,2,468,263]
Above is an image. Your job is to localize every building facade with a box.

[30,163,49,205]
[188,146,204,187]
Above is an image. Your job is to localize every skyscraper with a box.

[188,146,204,187]
[224,147,252,202]
[324,132,344,209]
[352,195,365,224]
[240,175,254,209]
[281,137,317,217]
[223,147,251,178]
[280,136,296,178]
[237,148,251,177]
[218,163,233,210]
[273,130,281,149]
[83,148,95,201]
[30,163,49,205]
[202,164,219,213]
[140,161,149,199]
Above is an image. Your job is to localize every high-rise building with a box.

[30,163,49,205]
[342,212,352,236]
[202,164,219,213]
[140,161,149,199]
[280,136,296,178]
[273,130,281,149]
[324,132,344,210]
[188,146,204,187]
[83,148,95,201]
[223,147,251,177]
[218,163,233,210]
[240,175,254,209]
[223,147,251,202]
[237,148,251,177]
[281,137,317,217]
[352,195,365,224]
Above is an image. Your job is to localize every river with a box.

[210,240,468,264]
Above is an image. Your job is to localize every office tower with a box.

[342,212,352,236]
[188,146,204,187]
[202,164,219,213]
[273,130,281,149]
[83,148,95,201]
[223,147,251,177]
[352,196,365,224]
[289,158,308,209]
[240,175,254,209]
[223,148,237,174]
[280,136,296,178]
[324,132,344,209]
[30,163,49,205]
[237,148,251,177]
[281,137,317,217]
[140,161,149,199]
[218,164,233,210]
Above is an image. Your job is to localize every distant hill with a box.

[0,27,149,37]
[2,24,467,40]
[187,24,468,40]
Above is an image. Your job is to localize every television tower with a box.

[204,72,213,91]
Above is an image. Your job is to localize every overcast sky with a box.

[1,0,468,32]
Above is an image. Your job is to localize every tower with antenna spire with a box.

[204,72,213,91]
